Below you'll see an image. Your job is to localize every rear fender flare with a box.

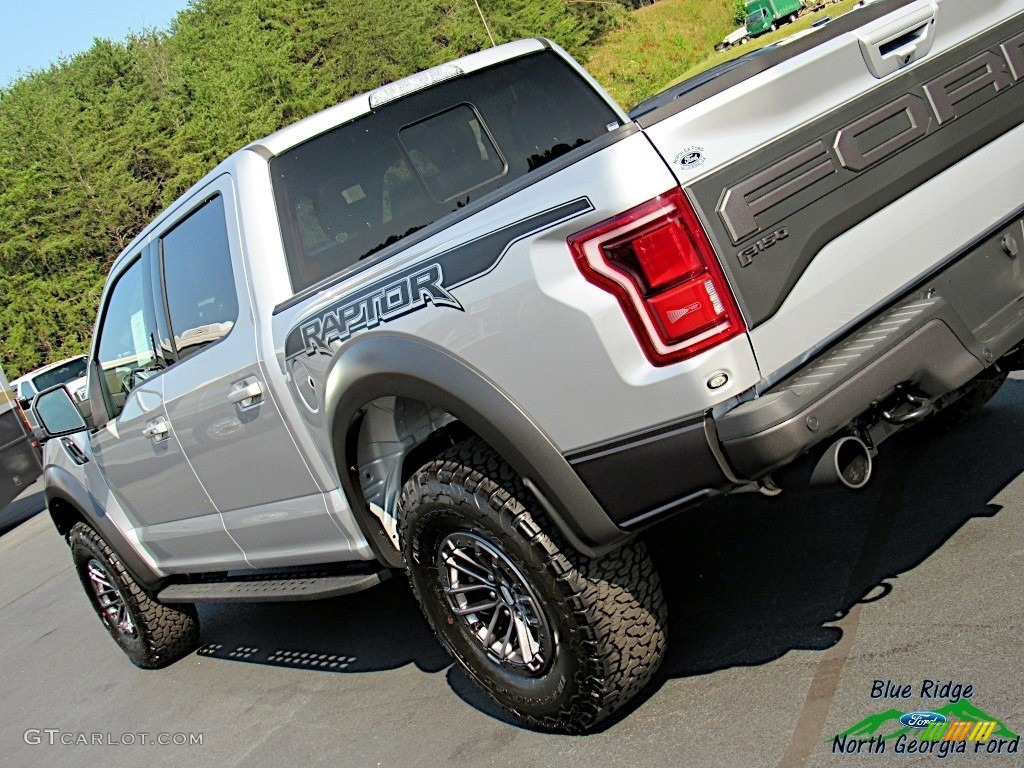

[322,334,627,560]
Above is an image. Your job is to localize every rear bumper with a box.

[566,209,1024,531]
[718,211,1024,477]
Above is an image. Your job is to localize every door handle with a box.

[142,416,169,442]
[228,379,263,409]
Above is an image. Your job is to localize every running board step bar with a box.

[157,569,391,603]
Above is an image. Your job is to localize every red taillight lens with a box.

[568,188,746,365]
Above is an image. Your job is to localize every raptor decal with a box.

[285,198,593,358]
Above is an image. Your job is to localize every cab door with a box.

[88,248,248,572]
[154,181,351,568]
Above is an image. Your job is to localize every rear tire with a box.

[69,522,199,669]
[399,437,667,733]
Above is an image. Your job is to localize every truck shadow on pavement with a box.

[195,572,452,675]
[0,487,46,536]
[193,379,1024,730]
[650,378,1024,680]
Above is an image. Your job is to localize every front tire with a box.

[69,522,199,669]
[399,438,667,732]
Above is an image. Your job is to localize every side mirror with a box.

[33,385,89,438]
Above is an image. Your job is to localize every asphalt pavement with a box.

[1,376,1022,768]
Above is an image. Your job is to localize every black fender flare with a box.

[44,464,167,593]
[323,334,628,561]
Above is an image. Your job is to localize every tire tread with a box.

[69,522,199,669]
[399,437,666,732]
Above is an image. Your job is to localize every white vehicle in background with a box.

[715,25,752,50]
[12,355,88,440]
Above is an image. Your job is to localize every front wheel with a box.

[69,522,199,668]
[399,437,667,733]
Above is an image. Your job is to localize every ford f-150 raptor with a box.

[32,0,1024,732]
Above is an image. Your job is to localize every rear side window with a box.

[160,195,239,361]
[271,51,620,292]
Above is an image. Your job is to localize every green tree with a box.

[734,0,748,24]
[0,0,631,375]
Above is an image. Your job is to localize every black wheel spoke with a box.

[441,548,495,587]
[443,583,492,595]
[498,615,515,661]
[454,600,500,616]
[437,531,553,676]
[481,604,504,648]
[86,559,136,638]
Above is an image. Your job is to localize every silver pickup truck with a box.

[33,0,1024,732]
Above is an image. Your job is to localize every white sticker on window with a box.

[130,310,150,357]
[342,185,366,204]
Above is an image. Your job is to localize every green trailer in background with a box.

[746,0,804,37]
[0,364,41,510]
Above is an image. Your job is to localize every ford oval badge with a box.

[899,711,947,729]
[674,146,705,170]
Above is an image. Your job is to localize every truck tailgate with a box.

[640,0,1024,381]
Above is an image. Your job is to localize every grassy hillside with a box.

[585,0,737,108]
[667,0,861,86]
[586,0,863,109]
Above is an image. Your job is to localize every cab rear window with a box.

[270,51,619,292]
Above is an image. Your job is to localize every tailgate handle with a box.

[856,2,937,79]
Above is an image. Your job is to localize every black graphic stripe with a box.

[285,198,593,358]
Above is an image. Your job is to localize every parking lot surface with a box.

[2,376,1022,768]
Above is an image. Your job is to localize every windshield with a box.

[31,358,87,391]
[746,9,766,25]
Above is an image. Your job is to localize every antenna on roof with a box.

[472,0,497,47]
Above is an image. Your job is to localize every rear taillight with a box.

[568,188,745,366]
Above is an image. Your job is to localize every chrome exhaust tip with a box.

[809,436,873,490]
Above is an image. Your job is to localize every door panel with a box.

[157,182,347,567]
[87,250,247,571]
